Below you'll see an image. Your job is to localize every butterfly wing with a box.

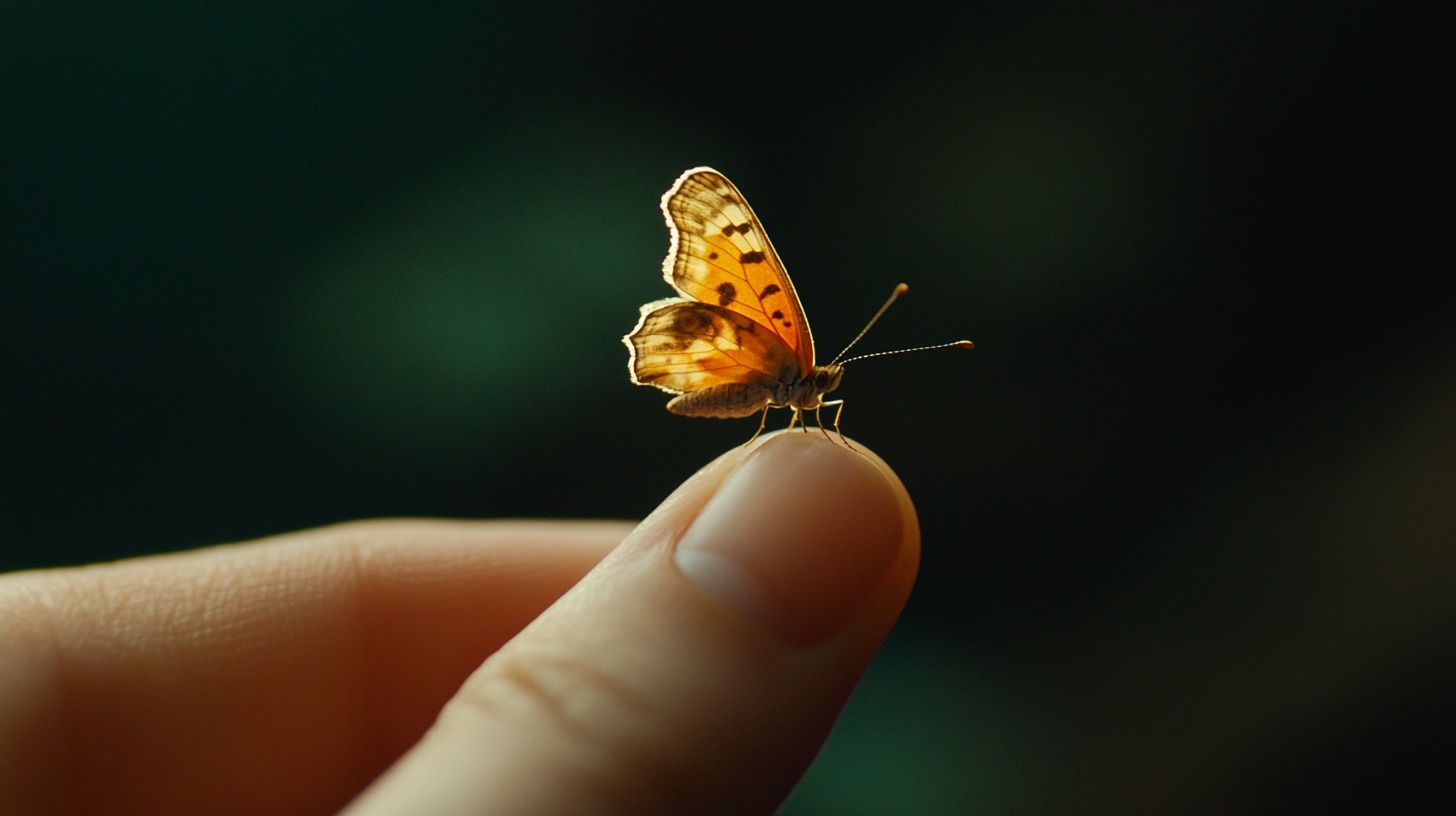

[659,168,815,375]
[625,297,797,392]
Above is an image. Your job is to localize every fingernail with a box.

[673,434,905,645]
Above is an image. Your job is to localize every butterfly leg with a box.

[812,405,834,442]
[787,407,804,432]
[743,404,772,447]
[824,400,851,449]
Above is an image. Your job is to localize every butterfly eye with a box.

[814,371,829,388]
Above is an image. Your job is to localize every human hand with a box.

[0,432,918,815]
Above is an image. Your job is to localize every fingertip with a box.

[676,432,918,645]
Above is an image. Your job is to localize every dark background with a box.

[4,3,1451,813]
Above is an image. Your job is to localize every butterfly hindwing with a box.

[625,298,797,395]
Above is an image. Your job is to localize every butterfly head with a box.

[781,364,844,410]
[812,364,844,397]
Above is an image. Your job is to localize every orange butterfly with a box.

[624,167,972,443]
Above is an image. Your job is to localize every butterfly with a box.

[624,167,972,443]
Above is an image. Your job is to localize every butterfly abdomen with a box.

[666,383,775,418]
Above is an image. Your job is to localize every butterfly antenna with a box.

[829,283,911,366]
[837,339,976,366]
[829,283,975,366]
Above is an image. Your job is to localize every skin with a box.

[0,432,919,815]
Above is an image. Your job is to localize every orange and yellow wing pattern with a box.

[658,168,814,375]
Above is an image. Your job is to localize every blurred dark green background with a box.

[4,3,1451,813]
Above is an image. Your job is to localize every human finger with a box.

[347,432,919,816]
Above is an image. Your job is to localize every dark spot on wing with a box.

[740,250,764,265]
[670,309,708,334]
[648,338,690,353]
[759,284,781,299]
[716,282,737,306]
[708,251,719,260]
[771,310,783,320]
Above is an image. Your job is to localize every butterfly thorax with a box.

[779,364,843,409]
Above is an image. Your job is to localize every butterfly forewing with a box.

[661,169,815,375]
